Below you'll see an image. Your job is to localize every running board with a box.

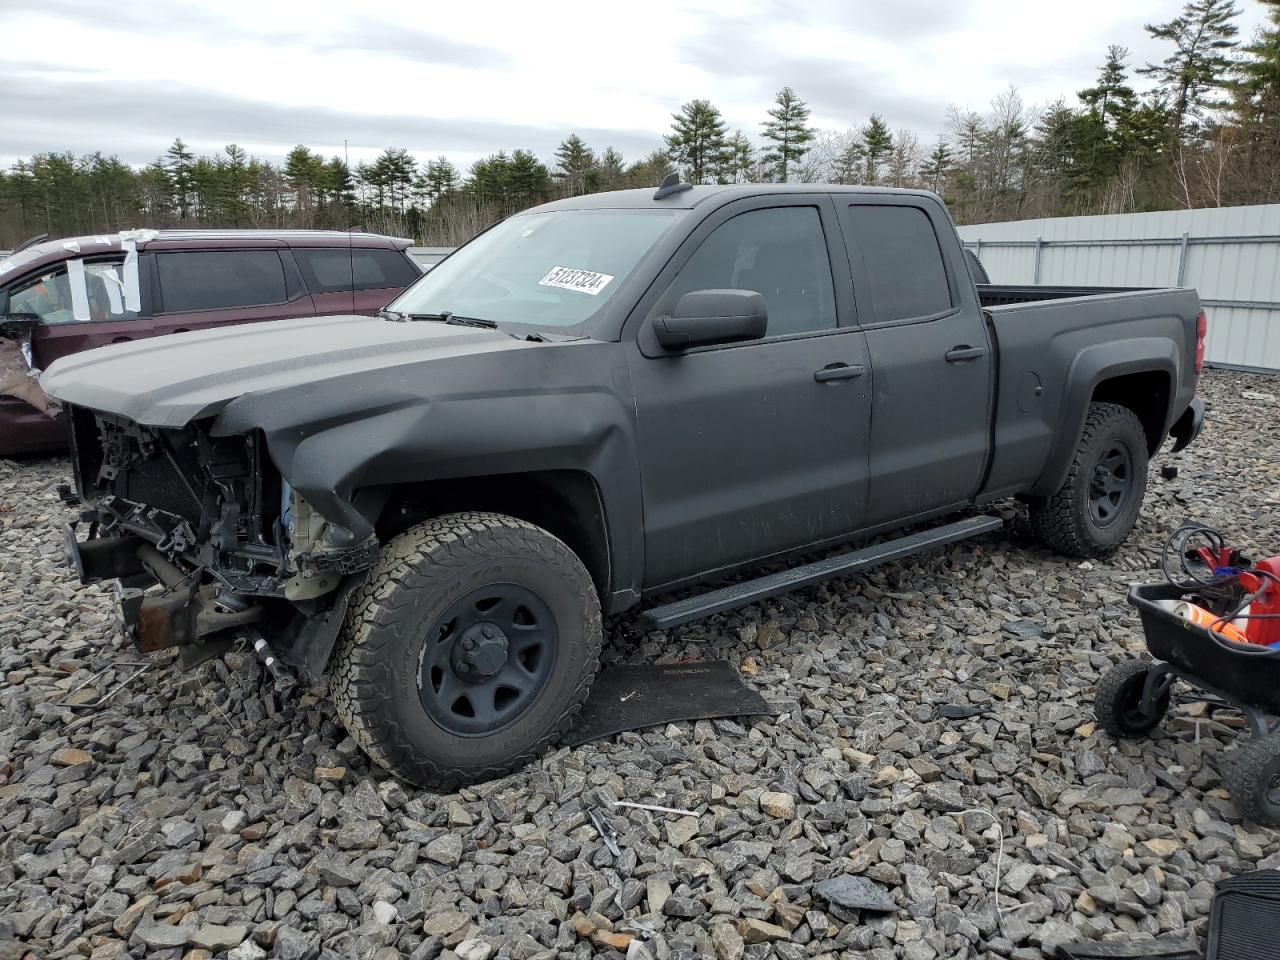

[638,515,1003,631]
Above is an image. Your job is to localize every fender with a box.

[1029,337,1180,498]
[212,340,646,609]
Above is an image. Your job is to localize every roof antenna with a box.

[653,172,692,201]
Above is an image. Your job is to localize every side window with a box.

[293,248,353,293]
[661,206,837,339]
[352,249,419,289]
[847,205,953,324]
[295,248,420,294]
[156,250,288,313]
[6,260,137,325]
[8,268,76,325]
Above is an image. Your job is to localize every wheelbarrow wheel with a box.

[1224,734,1280,826]
[1096,660,1169,737]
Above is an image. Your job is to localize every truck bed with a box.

[977,283,1145,308]
[975,283,1202,501]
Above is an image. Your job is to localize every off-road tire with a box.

[1224,734,1280,826]
[330,511,602,789]
[1030,402,1149,558]
[1095,659,1168,738]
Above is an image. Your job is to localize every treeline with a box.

[2,0,1278,247]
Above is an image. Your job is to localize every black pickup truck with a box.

[43,182,1206,788]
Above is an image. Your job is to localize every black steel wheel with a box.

[417,584,558,737]
[1096,659,1169,738]
[1088,442,1135,528]
[330,512,601,790]
[1030,402,1149,557]
[1225,734,1280,826]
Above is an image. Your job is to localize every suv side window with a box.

[353,248,419,288]
[7,260,138,325]
[846,205,952,324]
[295,248,419,294]
[8,268,77,325]
[659,206,837,339]
[156,250,288,313]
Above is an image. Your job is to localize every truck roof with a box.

[536,183,944,212]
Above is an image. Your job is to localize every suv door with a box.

[293,246,422,316]
[624,196,873,589]
[838,197,993,525]
[149,247,315,335]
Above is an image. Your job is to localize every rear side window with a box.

[847,205,952,323]
[663,206,837,339]
[295,248,419,293]
[156,250,288,312]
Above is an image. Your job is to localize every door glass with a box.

[351,249,419,289]
[156,250,288,312]
[8,268,76,325]
[848,205,953,323]
[660,206,837,339]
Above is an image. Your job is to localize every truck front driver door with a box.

[625,197,873,590]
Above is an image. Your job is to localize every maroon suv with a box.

[0,229,422,455]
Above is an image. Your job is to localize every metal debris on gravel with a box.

[1,369,1279,960]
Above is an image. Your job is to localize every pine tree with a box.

[834,136,864,184]
[592,147,625,191]
[760,87,815,182]
[722,131,755,183]
[860,114,893,184]
[165,138,195,222]
[920,139,953,193]
[664,100,729,184]
[1234,0,1280,121]
[1140,0,1241,132]
[553,134,596,195]
[420,157,460,203]
[1080,46,1138,132]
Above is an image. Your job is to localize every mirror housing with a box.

[652,289,768,350]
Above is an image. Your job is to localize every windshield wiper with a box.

[377,308,407,321]
[403,310,498,329]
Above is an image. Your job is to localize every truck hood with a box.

[41,314,530,428]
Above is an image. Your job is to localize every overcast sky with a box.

[2,0,1271,172]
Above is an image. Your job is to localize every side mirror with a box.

[652,289,767,350]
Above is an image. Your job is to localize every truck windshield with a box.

[387,209,681,329]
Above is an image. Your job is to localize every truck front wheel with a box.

[330,512,602,789]
[1030,402,1149,558]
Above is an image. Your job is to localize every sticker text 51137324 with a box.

[538,266,615,296]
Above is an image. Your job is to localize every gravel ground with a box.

[3,368,1280,960]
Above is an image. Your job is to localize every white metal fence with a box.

[957,204,1280,373]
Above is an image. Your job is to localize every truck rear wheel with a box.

[330,512,601,789]
[1030,402,1148,558]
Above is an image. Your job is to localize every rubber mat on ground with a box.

[1207,869,1280,960]
[1055,938,1199,960]
[562,660,775,747]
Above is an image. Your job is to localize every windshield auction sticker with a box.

[538,266,615,296]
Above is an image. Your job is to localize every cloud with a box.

[677,12,945,133]
[308,23,512,68]
[0,70,661,168]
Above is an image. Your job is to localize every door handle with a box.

[945,345,985,362]
[814,362,866,382]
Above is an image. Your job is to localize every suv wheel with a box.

[1030,402,1149,558]
[330,512,601,789]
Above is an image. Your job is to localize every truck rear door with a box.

[838,197,993,525]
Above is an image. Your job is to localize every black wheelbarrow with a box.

[1095,582,1280,825]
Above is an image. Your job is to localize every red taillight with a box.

[1194,310,1207,374]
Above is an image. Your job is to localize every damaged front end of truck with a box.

[61,406,379,686]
